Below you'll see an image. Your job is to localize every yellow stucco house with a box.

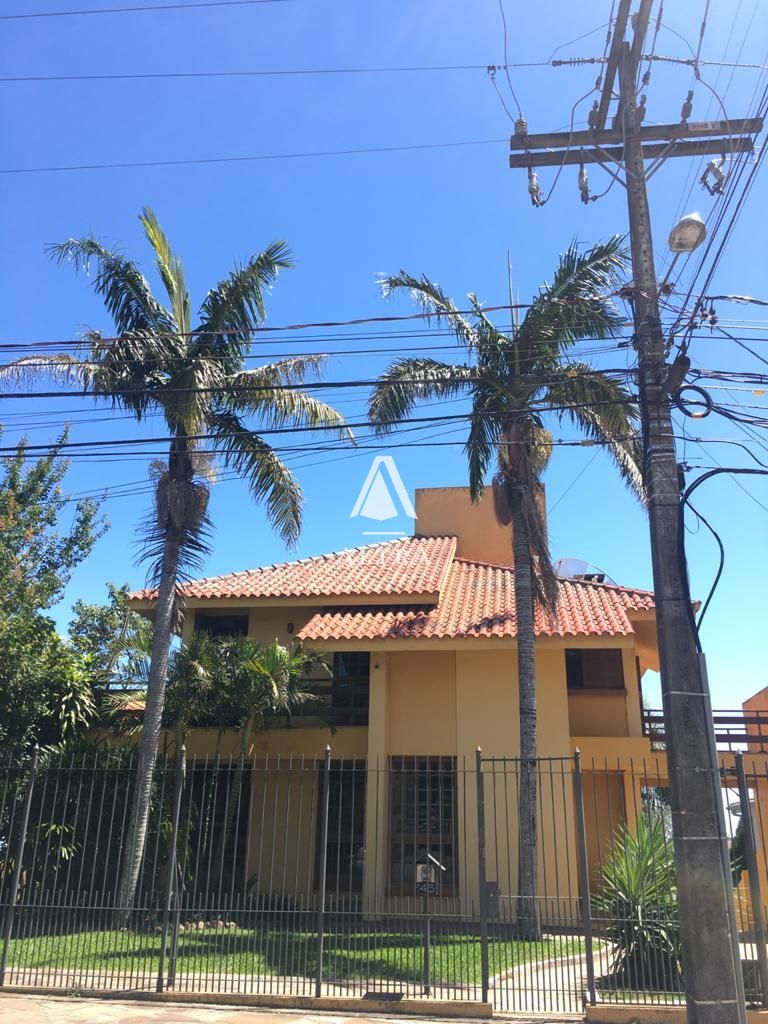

[129,486,666,922]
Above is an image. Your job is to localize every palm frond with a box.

[85,329,187,418]
[46,237,176,336]
[165,633,215,730]
[379,271,478,350]
[519,237,629,349]
[465,384,500,500]
[139,207,191,334]
[544,363,645,501]
[368,357,473,431]
[195,241,294,365]
[209,410,302,546]
[0,353,86,390]
[222,359,353,439]
[101,688,147,739]
[227,355,327,388]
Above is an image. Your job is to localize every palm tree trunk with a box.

[509,490,540,940]
[115,524,183,921]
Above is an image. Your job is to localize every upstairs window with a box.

[566,648,625,691]
[194,612,249,638]
[294,651,370,726]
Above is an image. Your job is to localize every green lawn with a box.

[7,928,584,985]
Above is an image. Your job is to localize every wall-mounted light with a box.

[286,622,294,634]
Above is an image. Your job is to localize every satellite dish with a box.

[553,558,590,578]
[553,557,617,586]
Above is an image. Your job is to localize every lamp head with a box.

[668,212,707,253]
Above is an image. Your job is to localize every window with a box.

[389,756,458,896]
[331,652,370,726]
[294,652,370,726]
[314,760,366,895]
[194,612,249,638]
[566,648,625,690]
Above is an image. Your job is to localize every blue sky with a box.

[1,0,767,709]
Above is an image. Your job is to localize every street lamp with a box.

[668,211,707,252]
[660,213,707,295]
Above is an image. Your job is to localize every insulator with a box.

[681,89,694,123]
[514,116,528,137]
[527,167,543,207]
[700,158,727,195]
[710,159,727,189]
[578,163,590,204]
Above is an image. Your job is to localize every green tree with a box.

[102,632,216,750]
[0,436,103,749]
[39,208,350,915]
[68,582,154,690]
[368,239,643,937]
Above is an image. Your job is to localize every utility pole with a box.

[509,4,763,1024]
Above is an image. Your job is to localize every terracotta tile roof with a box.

[129,535,456,602]
[297,557,655,642]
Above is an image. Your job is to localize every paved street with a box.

[0,995,503,1024]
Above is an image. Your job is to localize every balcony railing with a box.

[293,675,370,727]
[644,708,768,752]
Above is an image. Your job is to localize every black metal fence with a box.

[1,745,767,1013]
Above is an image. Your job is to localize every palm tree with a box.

[368,238,644,938]
[36,208,350,916]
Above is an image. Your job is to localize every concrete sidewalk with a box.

[0,995,496,1024]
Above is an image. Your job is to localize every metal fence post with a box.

[422,899,431,996]
[0,744,39,987]
[315,745,331,998]
[156,746,186,994]
[736,752,768,1007]
[572,750,596,1007]
[475,747,489,1005]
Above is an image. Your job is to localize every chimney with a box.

[414,486,546,566]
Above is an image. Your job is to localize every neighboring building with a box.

[129,486,661,917]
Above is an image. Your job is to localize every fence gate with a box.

[475,752,592,1013]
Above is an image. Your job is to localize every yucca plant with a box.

[594,814,683,991]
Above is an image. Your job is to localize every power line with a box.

[3,57,763,85]
[2,0,286,20]
[0,137,508,176]
[495,0,524,118]
[0,399,641,454]
[0,303,538,347]
[0,62,549,84]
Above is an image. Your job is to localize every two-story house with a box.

[129,486,660,919]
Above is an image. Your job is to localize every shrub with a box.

[593,814,683,991]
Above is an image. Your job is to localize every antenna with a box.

[507,250,520,332]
